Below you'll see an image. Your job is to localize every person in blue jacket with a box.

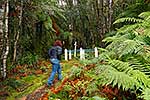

[47,40,63,86]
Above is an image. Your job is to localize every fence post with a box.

[69,50,72,60]
[95,47,98,58]
[80,48,82,60]
[82,49,85,60]
[74,41,77,57]
[65,49,68,61]
[80,48,85,60]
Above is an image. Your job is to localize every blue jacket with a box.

[49,46,62,60]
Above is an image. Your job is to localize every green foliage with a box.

[5,78,22,89]
[140,88,150,100]
[81,58,99,66]
[91,64,138,90]
[44,16,54,31]
[117,1,150,18]
[69,66,83,78]
[79,11,150,99]
[18,52,39,65]
[114,11,150,35]
[82,96,108,100]
[113,17,143,24]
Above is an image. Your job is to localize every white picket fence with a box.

[64,47,98,61]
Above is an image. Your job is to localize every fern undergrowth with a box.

[78,11,150,100]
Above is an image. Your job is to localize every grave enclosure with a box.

[64,42,99,60]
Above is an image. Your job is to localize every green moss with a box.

[6,74,48,99]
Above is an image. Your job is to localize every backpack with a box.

[48,46,62,59]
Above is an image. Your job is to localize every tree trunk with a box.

[95,0,104,47]
[2,0,9,78]
[108,0,113,32]
[0,2,5,78]
[13,0,23,63]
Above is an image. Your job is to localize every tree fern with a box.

[114,12,150,37]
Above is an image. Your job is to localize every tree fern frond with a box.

[103,36,126,52]
[117,40,144,57]
[98,51,116,62]
[140,88,150,100]
[98,47,109,53]
[117,24,141,33]
[108,60,133,73]
[138,11,150,20]
[144,29,150,37]
[103,36,126,43]
[113,17,143,24]
[130,70,150,88]
[95,65,138,90]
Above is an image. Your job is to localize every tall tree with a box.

[0,1,5,78]
[1,0,9,78]
[12,0,23,63]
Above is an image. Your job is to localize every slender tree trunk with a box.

[0,4,4,52]
[0,3,5,77]
[2,0,9,78]
[95,0,104,47]
[13,0,23,63]
[108,0,113,32]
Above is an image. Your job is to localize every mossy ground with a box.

[0,59,79,100]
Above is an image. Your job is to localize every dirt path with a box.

[17,77,68,100]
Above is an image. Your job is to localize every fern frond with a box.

[140,88,150,100]
[113,17,143,24]
[130,70,149,88]
[105,38,144,58]
[138,11,150,20]
[144,29,150,37]
[103,36,126,43]
[118,40,144,57]
[126,56,150,76]
[103,36,126,52]
[98,51,115,62]
[117,24,141,33]
[108,60,133,74]
[95,65,138,90]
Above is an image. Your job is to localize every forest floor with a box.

[0,58,139,100]
[0,59,80,100]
